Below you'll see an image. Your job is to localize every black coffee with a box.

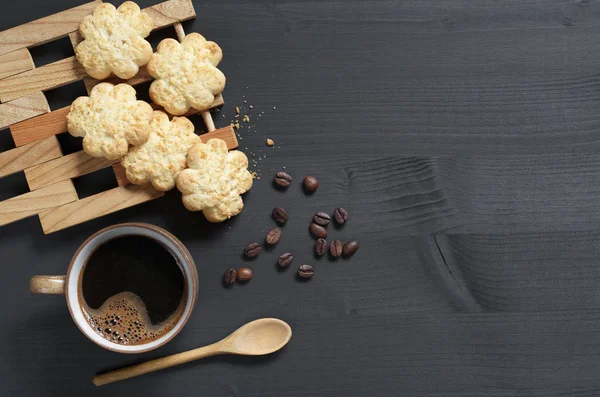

[80,235,185,345]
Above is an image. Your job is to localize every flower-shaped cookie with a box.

[121,111,200,191]
[67,83,153,160]
[176,139,253,222]
[75,1,153,79]
[147,33,226,115]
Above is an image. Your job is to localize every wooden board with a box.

[0,48,34,80]
[0,92,49,130]
[0,56,86,103]
[113,125,238,187]
[144,0,196,30]
[39,184,164,234]
[0,1,100,56]
[24,151,113,191]
[0,180,77,227]
[9,106,69,147]
[0,136,62,178]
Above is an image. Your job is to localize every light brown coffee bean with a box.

[266,227,282,245]
[303,176,319,193]
[309,223,327,239]
[237,268,253,282]
[342,240,359,257]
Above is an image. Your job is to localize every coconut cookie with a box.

[67,83,153,160]
[147,33,226,116]
[176,139,252,222]
[121,111,200,191]
[75,1,153,79]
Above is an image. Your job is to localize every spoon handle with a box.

[93,343,223,386]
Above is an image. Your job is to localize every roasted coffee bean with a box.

[303,176,319,193]
[244,242,262,257]
[272,207,289,225]
[278,253,294,268]
[342,240,359,257]
[273,171,292,188]
[315,238,328,256]
[330,240,343,257]
[237,268,253,282]
[313,212,331,226]
[334,207,349,225]
[223,268,237,284]
[266,227,282,245]
[297,264,314,279]
[309,223,327,239]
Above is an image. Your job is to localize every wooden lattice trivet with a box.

[0,0,238,233]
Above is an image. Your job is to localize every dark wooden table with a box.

[2,0,600,395]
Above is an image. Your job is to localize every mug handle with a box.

[29,276,66,295]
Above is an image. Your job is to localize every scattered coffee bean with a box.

[309,223,327,239]
[303,176,319,193]
[274,171,292,188]
[330,240,343,257]
[266,227,282,245]
[313,212,331,226]
[315,238,328,256]
[244,242,262,257]
[272,207,289,225]
[237,268,253,282]
[297,264,314,279]
[342,240,359,257]
[334,207,349,225]
[223,268,237,284]
[278,253,294,268]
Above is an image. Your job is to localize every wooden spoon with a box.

[93,318,292,386]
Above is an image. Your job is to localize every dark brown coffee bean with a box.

[303,176,319,193]
[274,171,292,188]
[330,240,343,257]
[223,268,237,284]
[244,243,262,257]
[334,207,349,225]
[278,253,294,268]
[342,240,359,257]
[297,264,314,279]
[237,268,253,282]
[266,227,282,245]
[272,207,289,225]
[313,212,331,226]
[309,223,327,239]
[315,238,328,256]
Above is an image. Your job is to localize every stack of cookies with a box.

[66,1,252,222]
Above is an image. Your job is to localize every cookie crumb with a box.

[266,138,274,146]
[243,115,250,123]
[249,105,254,109]
[273,106,276,110]
[235,106,240,114]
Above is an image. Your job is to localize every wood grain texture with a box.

[0,56,86,102]
[0,1,99,56]
[0,48,34,80]
[113,125,238,186]
[24,151,113,191]
[0,180,77,227]
[39,184,164,234]
[0,136,61,178]
[9,106,68,147]
[144,0,195,29]
[0,92,49,130]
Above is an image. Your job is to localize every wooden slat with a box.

[10,106,69,147]
[10,94,225,147]
[113,125,238,186]
[144,0,196,29]
[0,92,49,130]
[0,136,62,178]
[24,151,113,191]
[83,66,152,94]
[0,1,100,56]
[39,184,165,234]
[0,48,34,80]
[0,180,77,227]
[0,56,86,103]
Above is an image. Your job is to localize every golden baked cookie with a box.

[121,111,200,191]
[75,1,153,79]
[176,139,252,222]
[67,83,153,160]
[147,33,226,116]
